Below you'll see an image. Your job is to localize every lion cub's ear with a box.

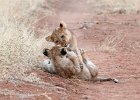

[45,35,53,42]
[60,21,67,29]
[43,48,49,57]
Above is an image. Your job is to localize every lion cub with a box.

[46,21,84,69]
[46,21,77,51]
[43,46,118,83]
[43,45,82,78]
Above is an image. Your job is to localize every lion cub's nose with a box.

[61,48,67,55]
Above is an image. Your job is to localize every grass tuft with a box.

[0,0,49,81]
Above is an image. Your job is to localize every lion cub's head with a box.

[46,21,72,47]
[43,45,67,58]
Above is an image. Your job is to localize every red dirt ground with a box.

[1,0,140,100]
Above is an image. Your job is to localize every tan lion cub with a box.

[46,21,77,50]
[43,45,118,83]
[46,21,84,69]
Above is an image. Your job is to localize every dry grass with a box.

[105,0,140,12]
[99,32,125,52]
[87,0,140,13]
[0,0,51,82]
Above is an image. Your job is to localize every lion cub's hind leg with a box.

[79,49,98,78]
[79,49,118,83]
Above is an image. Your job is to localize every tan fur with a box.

[43,46,118,83]
[43,45,82,78]
[46,21,77,49]
[46,21,84,69]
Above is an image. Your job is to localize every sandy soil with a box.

[0,0,140,100]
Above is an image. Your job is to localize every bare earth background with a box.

[0,0,140,100]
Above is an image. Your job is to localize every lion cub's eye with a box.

[61,35,64,38]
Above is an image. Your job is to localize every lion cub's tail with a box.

[95,77,118,83]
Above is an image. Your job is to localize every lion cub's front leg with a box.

[63,48,82,74]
